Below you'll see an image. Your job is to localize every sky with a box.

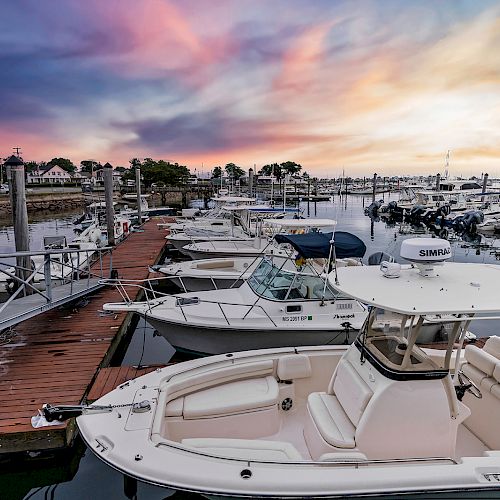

[1,0,500,177]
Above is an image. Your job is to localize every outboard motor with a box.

[364,199,384,216]
[386,201,398,212]
[454,211,484,233]
[408,205,426,223]
[437,204,452,217]
[422,210,438,225]
[368,252,394,265]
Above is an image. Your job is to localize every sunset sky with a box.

[2,0,500,177]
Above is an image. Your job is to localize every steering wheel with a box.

[456,370,482,400]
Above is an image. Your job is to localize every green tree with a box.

[48,157,76,173]
[225,163,245,180]
[24,161,43,173]
[259,163,282,180]
[280,161,302,176]
[123,158,189,187]
[80,160,102,173]
[212,166,222,178]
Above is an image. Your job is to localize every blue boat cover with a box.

[274,231,366,259]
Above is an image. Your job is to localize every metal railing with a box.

[101,278,278,327]
[0,246,113,323]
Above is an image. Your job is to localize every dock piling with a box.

[135,167,142,224]
[103,162,115,246]
[5,155,30,287]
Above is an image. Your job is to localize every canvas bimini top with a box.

[274,231,366,259]
[329,237,500,316]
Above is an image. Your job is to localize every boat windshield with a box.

[248,257,340,301]
[357,308,452,379]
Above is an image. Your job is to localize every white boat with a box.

[478,216,500,233]
[120,195,174,218]
[158,256,258,291]
[168,227,253,254]
[0,228,103,296]
[168,205,295,255]
[41,237,500,497]
[182,218,337,260]
[104,253,367,354]
[159,231,367,292]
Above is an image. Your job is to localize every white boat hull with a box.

[145,315,357,355]
[77,344,500,498]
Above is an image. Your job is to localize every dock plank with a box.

[0,218,171,454]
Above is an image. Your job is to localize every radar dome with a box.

[400,238,451,277]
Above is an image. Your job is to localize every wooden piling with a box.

[103,162,115,246]
[4,155,30,285]
[372,173,377,202]
[135,167,142,223]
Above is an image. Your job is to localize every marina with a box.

[3,1,500,498]
[2,192,500,499]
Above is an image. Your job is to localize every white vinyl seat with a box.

[181,438,303,461]
[307,393,355,448]
[168,376,279,419]
[462,338,500,393]
[304,358,373,458]
[460,336,500,449]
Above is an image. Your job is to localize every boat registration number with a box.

[282,315,312,322]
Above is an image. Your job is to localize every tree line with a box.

[4,155,308,187]
[212,161,305,180]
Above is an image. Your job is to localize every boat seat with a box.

[181,438,302,461]
[461,336,500,450]
[462,340,500,393]
[306,393,355,448]
[304,359,373,458]
[277,354,311,381]
[167,376,279,419]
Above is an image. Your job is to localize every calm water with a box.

[2,195,500,500]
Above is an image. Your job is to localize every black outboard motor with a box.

[408,205,426,222]
[462,211,484,233]
[367,252,393,265]
[364,199,384,216]
[422,210,438,225]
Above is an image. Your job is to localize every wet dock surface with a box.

[0,219,169,454]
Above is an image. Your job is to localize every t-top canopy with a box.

[329,262,500,315]
[274,231,366,259]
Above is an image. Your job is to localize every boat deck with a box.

[0,218,170,454]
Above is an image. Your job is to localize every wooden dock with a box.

[0,218,170,454]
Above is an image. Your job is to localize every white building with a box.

[27,164,73,184]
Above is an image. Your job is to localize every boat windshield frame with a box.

[354,307,470,381]
[247,256,342,302]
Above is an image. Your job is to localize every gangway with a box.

[0,246,113,330]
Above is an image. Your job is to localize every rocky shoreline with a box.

[0,192,85,215]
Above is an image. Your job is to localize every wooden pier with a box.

[0,218,170,454]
